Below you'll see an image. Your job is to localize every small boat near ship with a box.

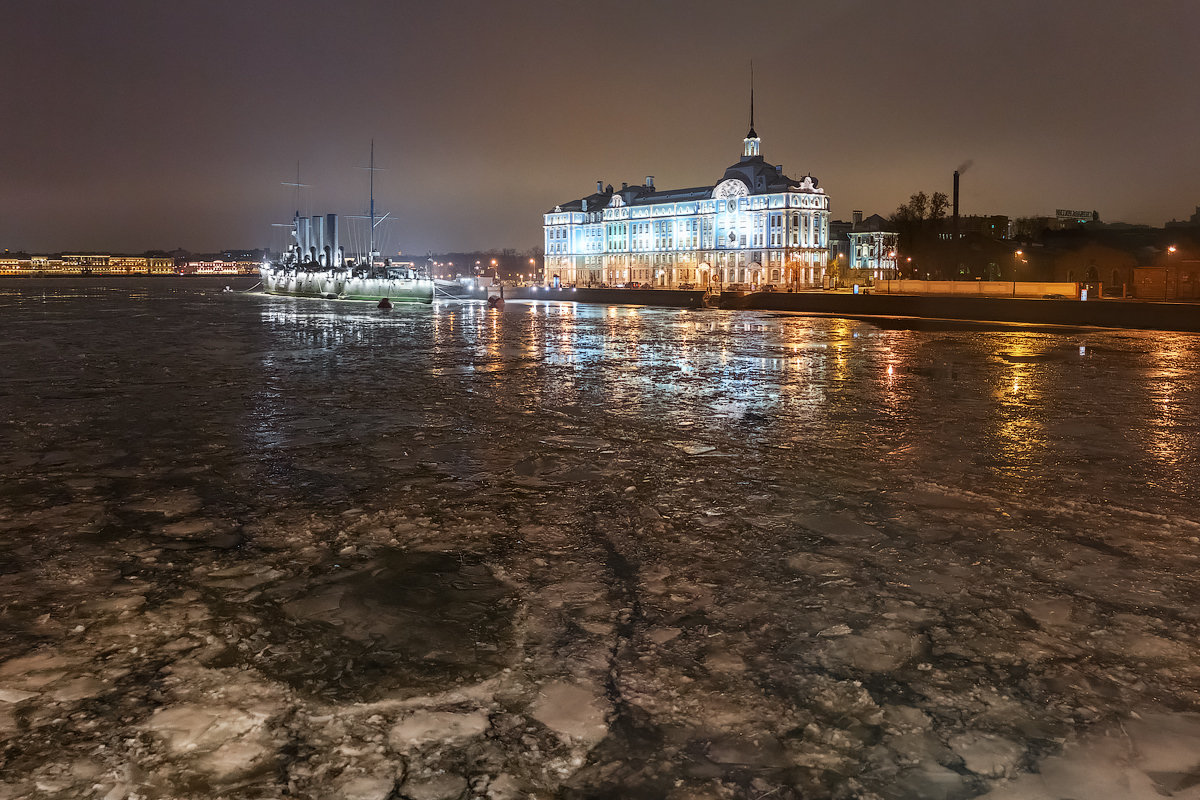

[260,143,433,304]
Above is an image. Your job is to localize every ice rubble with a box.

[3,290,1200,798]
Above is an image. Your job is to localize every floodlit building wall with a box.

[875,280,1080,298]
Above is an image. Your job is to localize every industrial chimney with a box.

[953,170,960,241]
[852,210,863,226]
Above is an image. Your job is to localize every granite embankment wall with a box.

[488,285,1200,332]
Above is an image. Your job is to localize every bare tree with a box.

[930,192,949,221]
[908,191,930,221]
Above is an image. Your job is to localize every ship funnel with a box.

[326,214,339,267]
[312,216,324,258]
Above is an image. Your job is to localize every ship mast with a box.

[350,141,390,270]
[276,162,310,264]
[369,140,376,269]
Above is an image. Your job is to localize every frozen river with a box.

[2,277,1200,799]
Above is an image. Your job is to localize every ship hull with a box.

[260,267,433,304]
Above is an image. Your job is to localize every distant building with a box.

[1014,212,1095,239]
[109,256,149,274]
[1133,246,1200,300]
[1050,243,1138,292]
[185,259,256,275]
[544,110,830,290]
[846,213,899,282]
[62,254,113,273]
[29,257,64,273]
[941,215,1010,240]
[827,218,854,266]
[1165,206,1200,230]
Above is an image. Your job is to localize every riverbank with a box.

[502,286,1200,332]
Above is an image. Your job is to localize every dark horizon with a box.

[4,1,1198,255]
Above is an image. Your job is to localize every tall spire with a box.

[748,60,756,138]
[743,61,761,158]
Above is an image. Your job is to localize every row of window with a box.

[551,251,825,268]
[550,211,827,255]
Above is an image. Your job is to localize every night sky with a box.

[4,1,1198,255]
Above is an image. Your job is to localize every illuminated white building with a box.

[847,214,899,282]
[544,113,830,290]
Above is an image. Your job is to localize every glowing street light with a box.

[1164,246,1179,298]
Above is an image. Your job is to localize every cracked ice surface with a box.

[1,277,1200,799]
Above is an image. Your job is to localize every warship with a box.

[260,143,432,304]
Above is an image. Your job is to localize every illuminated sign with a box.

[1056,209,1093,220]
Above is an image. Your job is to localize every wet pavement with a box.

[2,277,1200,799]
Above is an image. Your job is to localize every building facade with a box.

[846,213,899,283]
[185,260,258,275]
[544,122,830,290]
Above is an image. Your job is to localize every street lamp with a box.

[1166,245,1178,299]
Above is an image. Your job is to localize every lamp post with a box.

[1167,245,1177,300]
